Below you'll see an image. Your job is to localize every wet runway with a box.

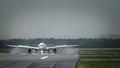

[0,53,78,68]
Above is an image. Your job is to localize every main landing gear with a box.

[27,49,57,54]
[28,49,32,53]
[47,49,57,54]
[53,49,57,53]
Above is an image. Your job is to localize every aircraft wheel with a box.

[53,49,57,53]
[28,49,32,53]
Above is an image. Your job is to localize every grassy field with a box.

[75,60,120,68]
[75,50,120,68]
[0,49,10,53]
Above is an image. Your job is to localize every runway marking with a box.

[40,56,48,59]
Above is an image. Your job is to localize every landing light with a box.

[40,50,44,54]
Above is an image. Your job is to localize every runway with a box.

[0,53,78,68]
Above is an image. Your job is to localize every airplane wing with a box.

[46,45,78,49]
[7,45,39,49]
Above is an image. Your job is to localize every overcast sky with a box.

[0,0,120,39]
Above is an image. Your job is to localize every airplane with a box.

[7,39,78,53]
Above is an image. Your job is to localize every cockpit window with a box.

[41,45,44,46]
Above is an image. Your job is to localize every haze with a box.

[0,0,120,39]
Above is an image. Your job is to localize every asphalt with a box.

[0,53,78,68]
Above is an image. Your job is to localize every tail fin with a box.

[42,38,44,43]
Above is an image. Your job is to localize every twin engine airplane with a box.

[7,40,78,53]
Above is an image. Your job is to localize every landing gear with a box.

[28,49,32,53]
[53,49,57,53]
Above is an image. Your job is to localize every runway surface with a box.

[0,53,78,68]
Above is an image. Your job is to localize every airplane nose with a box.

[39,45,45,49]
[40,46,43,49]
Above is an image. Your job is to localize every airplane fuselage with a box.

[38,42,46,50]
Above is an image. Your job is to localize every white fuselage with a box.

[38,43,46,49]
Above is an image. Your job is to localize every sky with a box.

[0,0,120,39]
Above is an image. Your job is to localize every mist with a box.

[0,0,120,39]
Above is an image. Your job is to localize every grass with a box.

[75,60,120,68]
[0,49,10,53]
[75,50,120,68]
